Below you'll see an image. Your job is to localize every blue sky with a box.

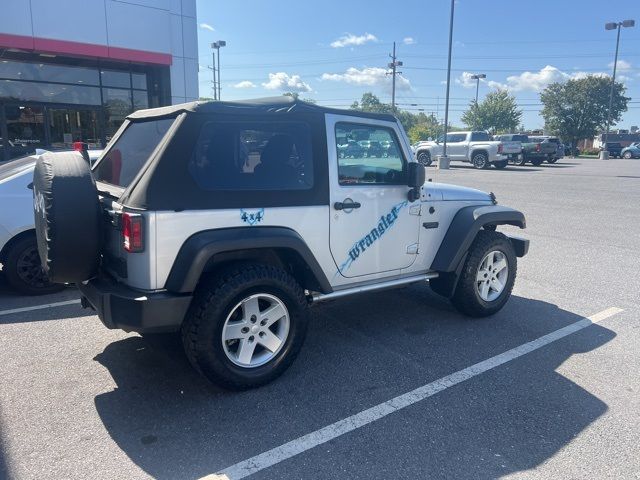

[195,0,640,130]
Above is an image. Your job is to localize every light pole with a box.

[439,0,455,170]
[601,19,634,160]
[470,73,486,105]
[212,40,227,100]
[209,44,217,100]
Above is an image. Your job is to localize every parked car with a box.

[337,140,364,158]
[529,136,564,163]
[0,138,36,163]
[621,143,640,159]
[358,140,384,157]
[415,131,510,169]
[0,149,102,294]
[493,134,555,166]
[600,142,623,158]
[32,97,529,389]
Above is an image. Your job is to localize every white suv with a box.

[32,97,529,389]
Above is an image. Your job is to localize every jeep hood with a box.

[423,182,493,202]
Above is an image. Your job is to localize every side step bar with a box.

[311,272,438,303]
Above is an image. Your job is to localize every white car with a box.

[0,150,102,294]
[415,131,510,169]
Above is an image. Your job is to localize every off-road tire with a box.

[451,230,517,317]
[3,234,65,295]
[493,160,508,169]
[182,263,309,390]
[472,152,489,169]
[513,154,527,166]
[417,151,432,167]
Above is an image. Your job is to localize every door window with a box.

[336,123,406,185]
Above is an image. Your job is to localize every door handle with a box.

[334,200,361,211]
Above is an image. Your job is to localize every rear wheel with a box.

[530,157,544,166]
[451,231,517,317]
[417,151,432,167]
[547,157,558,164]
[3,234,65,295]
[493,160,508,169]
[182,263,309,390]
[623,151,633,159]
[472,152,489,169]
[513,154,527,166]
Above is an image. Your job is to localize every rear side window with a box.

[470,132,490,141]
[188,121,313,191]
[94,118,174,188]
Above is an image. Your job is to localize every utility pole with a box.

[602,19,634,159]
[387,42,403,112]
[440,0,455,169]
[209,44,218,100]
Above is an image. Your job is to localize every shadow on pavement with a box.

[92,290,615,479]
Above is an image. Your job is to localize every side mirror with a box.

[407,162,425,202]
[408,162,426,188]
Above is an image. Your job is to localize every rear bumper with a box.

[78,276,192,333]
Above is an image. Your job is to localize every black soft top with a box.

[127,96,398,122]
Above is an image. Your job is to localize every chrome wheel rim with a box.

[475,250,508,302]
[221,293,290,368]
[473,154,486,168]
[418,152,430,165]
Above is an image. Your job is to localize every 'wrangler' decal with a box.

[337,200,408,273]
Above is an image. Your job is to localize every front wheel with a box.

[472,152,489,169]
[623,152,633,159]
[530,157,544,166]
[417,151,432,167]
[513,154,527,166]
[547,157,559,164]
[451,231,517,317]
[182,264,309,390]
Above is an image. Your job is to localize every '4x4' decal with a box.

[241,208,264,226]
[337,200,408,274]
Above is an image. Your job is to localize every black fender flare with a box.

[165,227,333,294]
[430,205,526,273]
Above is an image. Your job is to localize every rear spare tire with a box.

[33,152,102,284]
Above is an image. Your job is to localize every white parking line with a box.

[203,306,624,480]
[0,299,81,317]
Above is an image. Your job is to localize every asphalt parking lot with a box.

[1,157,639,480]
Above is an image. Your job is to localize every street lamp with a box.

[212,40,227,100]
[601,19,634,160]
[470,73,486,105]
[440,0,456,170]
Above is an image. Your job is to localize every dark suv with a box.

[601,142,623,158]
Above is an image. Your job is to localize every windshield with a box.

[93,118,175,188]
[512,135,529,142]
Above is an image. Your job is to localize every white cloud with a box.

[486,65,571,92]
[199,23,215,32]
[262,72,312,92]
[330,33,377,48]
[403,37,416,45]
[609,59,632,72]
[455,72,482,88]
[321,67,411,91]
[233,81,256,89]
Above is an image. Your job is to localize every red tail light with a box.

[535,143,541,152]
[497,144,503,154]
[122,213,144,253]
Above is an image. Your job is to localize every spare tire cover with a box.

[33,152,102,283]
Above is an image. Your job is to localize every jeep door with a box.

[326,115,421,278]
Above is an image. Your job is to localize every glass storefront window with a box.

[48,108,100,149]
[132,72,147,90]
[132,90,149,111]
[104,88,133,141]
[101,70,131,88]
[0,79,101,105]
[5,105,46,148]
[0,60,99,85]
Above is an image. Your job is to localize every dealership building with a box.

[0,0,199,161]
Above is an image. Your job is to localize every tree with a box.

[407,113,442,143]
[540,75,629,146]
[461,90,522,133]
[350,92,393,114]
[283,92,316,103]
